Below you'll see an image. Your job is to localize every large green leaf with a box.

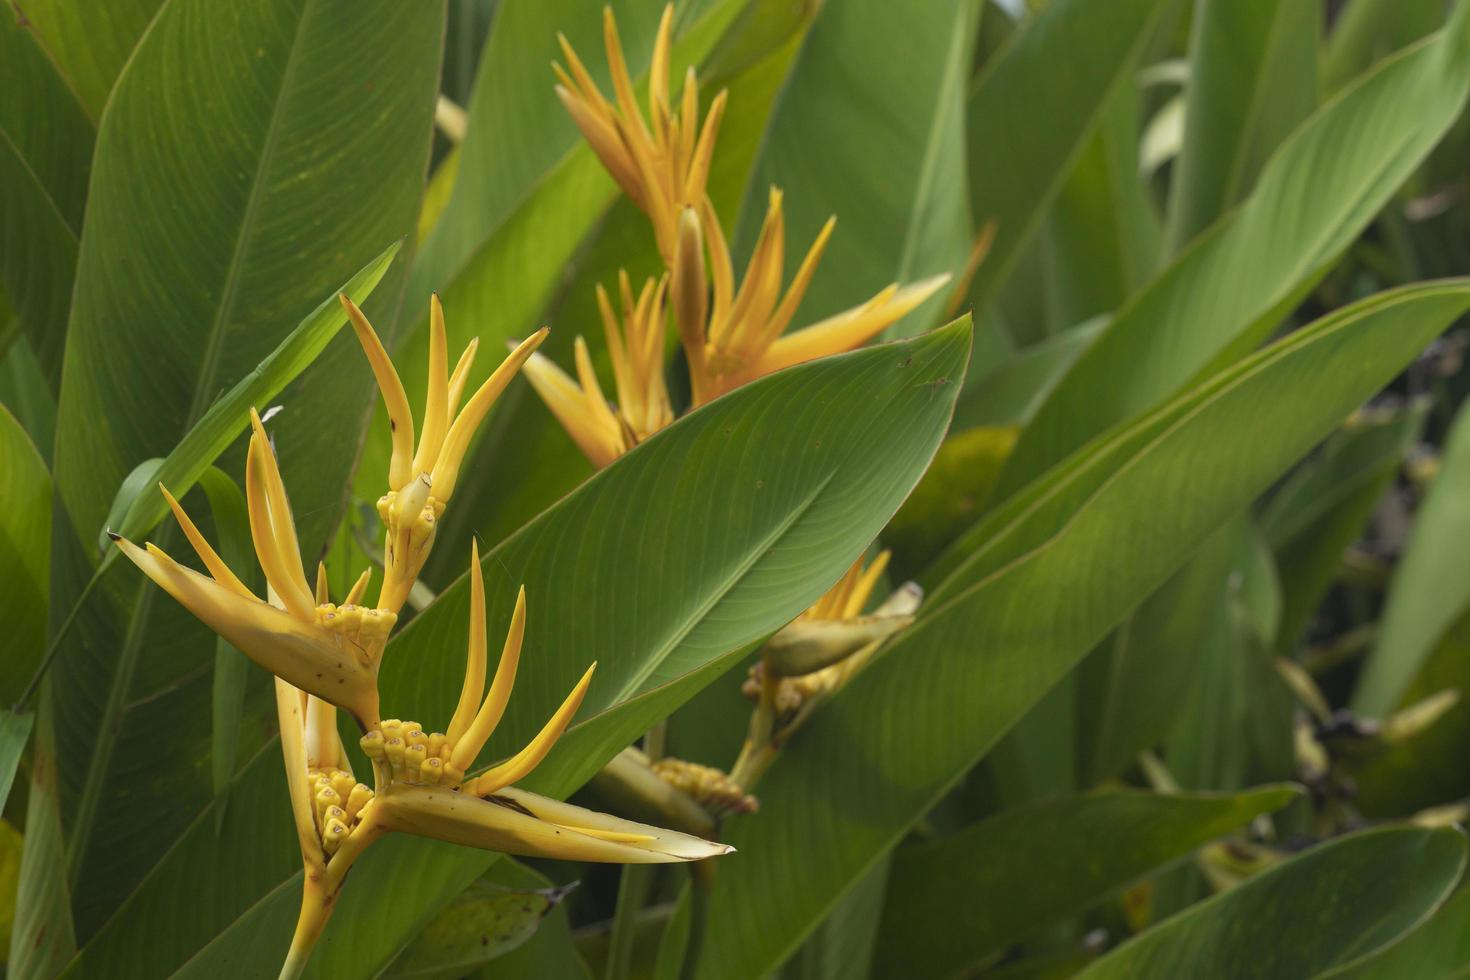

[963,0,1173,317]
[0,10,92,385]
[874,785,1298,979]
[1075,826,1466,978]
[1164,0,1319,250]
[1354,396,1470,714]
[690,281,1470,979]
[65,321,970,978]
[37,0,443,942]
[0,403,49,702]
[17,0,163,120]
[0,709,33,817]
[996,9,1470,497]
[1322,0,1444,95]
[1329,883,1470,979]
[729,0,976,334]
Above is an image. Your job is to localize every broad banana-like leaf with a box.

[1165,0,1319,250]
[689,281,1470,978]
[1075,826,1466,979]
[1327,884,1470,979]
[875,786,1298,979]
[16,0,162,120]
[64,321,970,978]
[0,404,49,702]
[0,12,92,385]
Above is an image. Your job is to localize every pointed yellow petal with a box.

[434,328,549,501]
[684,88,727,204]
[520,349,620,469]
[753,274,951,377]
[344,567,373,607]
[159,484,255,600]
[341,294,415,491]
[556,86,645,207]
[275,678,326,870]
[672,208,711,405]
[372,781,733,863]
[845,550,892,619]
[450,586,527,772]
[603,6,651,148]
[116,536,379,725]
[762,215,837,347]
[648,4,673,135]
[445,542,488,747]
[314,562,330,606]
[245,417,315,620]
[467,662,595,796]
[413,294,451,476]
[447,338,479,416]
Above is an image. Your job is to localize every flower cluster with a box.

[114,294,730,977]
[523,6,950,468]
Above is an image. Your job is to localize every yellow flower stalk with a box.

[278,544,732,977]
[340,293,547,614]
[553,5,727,264]
[537,6,952,469]
[519,272,673,467]
[111,408,388,729]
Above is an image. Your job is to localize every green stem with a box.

[678,859,716,980]
[606,864,655,980]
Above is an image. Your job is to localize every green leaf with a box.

[1354,396,1470,714]
[874,786,1298,979]
[1261,405,1423,654]
[17,0,162,120]
[37,0,444,942]
[65,321,971,978]
[787,856,891,980]
[383,875,574,979]
[964,0,1173,316]
[730,0,977,335]
[1040,77,1161,329]
[996,10,1470,497]
[691,281,1470,979]
[1165,0,1319,250]
[8,706,74,978]
[950,319,1104,431]
[1074,826,1466,978]
[1077,525,1236,784]
[1328,883,1470,979]
[0,9,92,385]
[0,709,33,817]
[1322,0,1444,96]
[0,403,49,702]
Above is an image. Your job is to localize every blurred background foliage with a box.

[6,0,1470,977]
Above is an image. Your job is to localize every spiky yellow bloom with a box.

[341,293,547,613]
[112,410,388,728]
[554,5,727,264]
[535,7,951,469]
[278,544,731,977]
[675,202,951,405]
[519,272,673,467]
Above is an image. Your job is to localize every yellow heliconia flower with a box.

[553,5,727,264]
[112,409,389,729]
[535,7,952,469]
[519,271,673,467]
[277,543,731,977]
[675,201,951,406]
[340,293,548,614]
